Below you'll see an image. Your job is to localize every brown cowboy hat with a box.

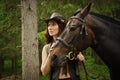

[44,13,67,24]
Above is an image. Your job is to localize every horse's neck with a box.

[87,14,120,43]
[87,14,120,66]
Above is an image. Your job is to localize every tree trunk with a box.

[11,57,17,75]
[21,0,39,80]
[0,58,4,78]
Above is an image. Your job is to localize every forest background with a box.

[0,0,120,80]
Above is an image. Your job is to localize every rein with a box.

[82,61,99,80]
[57,37,78,60]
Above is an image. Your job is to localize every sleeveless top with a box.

[45,43,81,80]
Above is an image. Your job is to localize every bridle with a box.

[56,15,87,60]
[56,15,99,80]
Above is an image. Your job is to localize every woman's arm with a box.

[41,45,51,76]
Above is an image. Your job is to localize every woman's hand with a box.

[77,52,85,62]
[49,42,55,54]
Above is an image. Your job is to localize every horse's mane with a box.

[89,12,120,25]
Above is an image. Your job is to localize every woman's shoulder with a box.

[43,43,51,48]
[43,43,51,54]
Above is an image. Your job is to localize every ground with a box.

[0,74,22,80]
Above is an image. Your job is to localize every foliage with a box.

[92,0,120,19]
[2,59,22,75]
[82,55,110,80]
[37,0,81,31]
[38,31,46,54]
[0,0,21,77]
[0,0,21,57]
[38,31,45,44]
[0,0,119,79]
[40,75,48,80]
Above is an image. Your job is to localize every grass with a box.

[80,55,110,80]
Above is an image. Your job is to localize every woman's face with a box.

[47,20,59,37]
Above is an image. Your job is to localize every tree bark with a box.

[11,57,17,75]
[21,0,39,80]
[0,58,4,79]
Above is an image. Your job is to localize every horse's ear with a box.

[79,2,92,19]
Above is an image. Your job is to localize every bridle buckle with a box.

[66,51,76,60]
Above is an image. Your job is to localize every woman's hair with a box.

[45,20,66,44]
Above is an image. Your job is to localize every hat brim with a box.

[44,17,61,23]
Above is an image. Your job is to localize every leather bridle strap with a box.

[70,16,88,36]
[57,37,70,48]
[57,16,85,49]
[70,16,85,23]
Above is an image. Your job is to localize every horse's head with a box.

[52,2,95,66]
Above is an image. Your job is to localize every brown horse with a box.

[52,2,120,80]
